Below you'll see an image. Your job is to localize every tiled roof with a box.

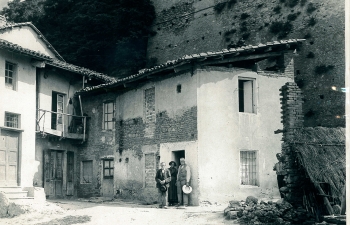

[0,38,51,60]
[0,37,114,83]
[78,39,305,93]
[46,59,116,83]
[0,22,65,61]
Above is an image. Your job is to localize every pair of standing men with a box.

[155,158,191,208]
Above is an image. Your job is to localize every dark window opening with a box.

[238,79,255,113]
[177,84,182,93]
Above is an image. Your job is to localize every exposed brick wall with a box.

[148,0,345,128]
[279,82,306,206]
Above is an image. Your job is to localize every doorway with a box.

[172,150,185,168]
[0,130,19,186]
[44,150,64,198]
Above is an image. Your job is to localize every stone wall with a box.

[77,91,197,201]
[279,82,305,206]
[148,0,345,128]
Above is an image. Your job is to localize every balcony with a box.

[36,109,87,141]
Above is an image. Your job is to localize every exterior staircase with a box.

[0,187,34,204]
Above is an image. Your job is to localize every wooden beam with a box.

[315,182,334,215]
[199,52,282,67]
[31,59,45,68]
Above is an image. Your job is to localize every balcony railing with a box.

[36,109,87,141]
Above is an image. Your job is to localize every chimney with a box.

[0,15,7,26]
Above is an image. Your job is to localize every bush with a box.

[287,0,299,7]
[242,33,250,40]
[304,33,312,39]
[300,0,307,6]
[273,6,282,14]
[214,2,226,13]
[306,52,315,58]
[240,13,250,20]
[315,64,334,75]
[287,13,298,21]
[227,0,237,8]
[270,21,284,34]
[270,21,293,38]
[308,17,317,26]
[307,3,317,13]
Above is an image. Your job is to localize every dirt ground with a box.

[1,198,234,225]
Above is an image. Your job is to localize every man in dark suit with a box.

[155,162,171,208]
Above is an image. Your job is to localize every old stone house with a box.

[76,39,304,205]
[0,16,113,201]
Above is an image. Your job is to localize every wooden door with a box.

[66,151,74,196]
[0,130,19,186]
[44,150,63,198]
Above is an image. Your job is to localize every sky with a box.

[0,0,8,10]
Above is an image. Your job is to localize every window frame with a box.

[238,77,256,114]
[5,61,17,90]
[4,112,20,128]
[103,101,115,130]
[239,150,259,186]
[103,159,114,179]
[81,160,93,184]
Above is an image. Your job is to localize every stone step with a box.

[0,187,23,192]
[3,191,28,198]
[8,197,35,205]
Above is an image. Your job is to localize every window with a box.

[177,84,182,93]
[51,92,65,130]
[81,160,93,183]
[238,78,256,113]
[103,101,115,130]
[240,151,258,186]
[5,112,19,128]
[5,62,16,90]
[103,159,114,179]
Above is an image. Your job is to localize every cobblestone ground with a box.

[1,198,233,225]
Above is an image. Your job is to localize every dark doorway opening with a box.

[172,150,185,167]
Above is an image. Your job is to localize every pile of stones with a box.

[224,196,316,225]
[0,192,26,218]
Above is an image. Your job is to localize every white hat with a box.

[182,185,192,194]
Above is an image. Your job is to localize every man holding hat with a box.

[176,158,191,207]
[155,162,171,208]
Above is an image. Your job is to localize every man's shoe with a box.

[163,206,168,209]
[158,205,163,208]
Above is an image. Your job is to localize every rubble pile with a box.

[224,196,316,225]
[0,192,26,218]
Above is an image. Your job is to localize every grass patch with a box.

[300,0,307,6]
